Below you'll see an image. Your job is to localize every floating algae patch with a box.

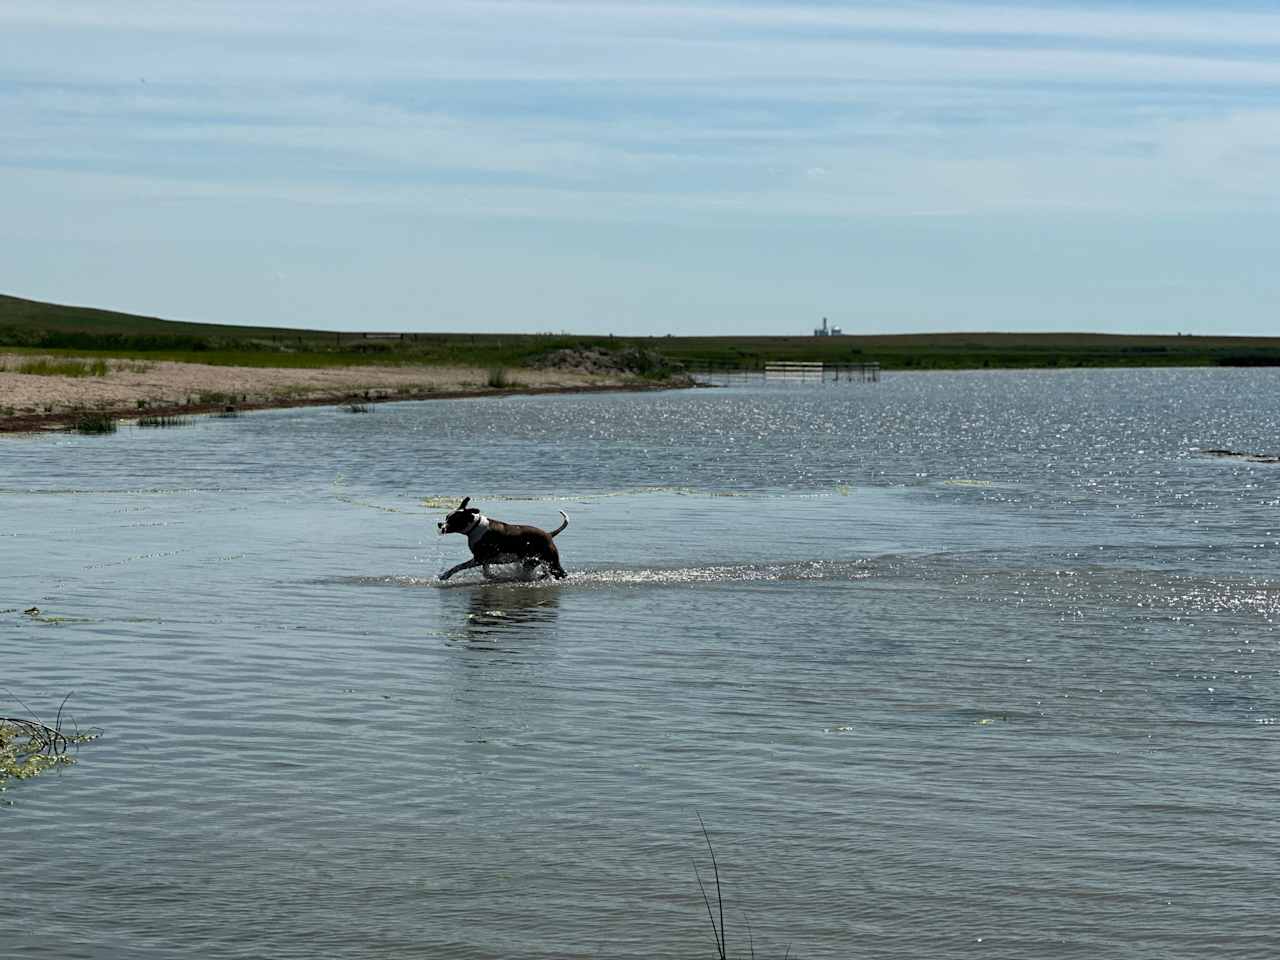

[16,606,91,625]
[22,611,95,624]
[0,487,228,497]
[419,492,580,509]
[421,495,466,509]
[419,487,770,510]
[0,712,98,799]
[328,476,422,515]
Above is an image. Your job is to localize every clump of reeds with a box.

[342,402,374,413]
[73,412,116,434]
[16,358,110,377]
[213,407,241,418]
[137,414,192,428]
[0,694,98,796]
[487,367,512,388]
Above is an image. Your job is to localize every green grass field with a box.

[3,292,1278,371]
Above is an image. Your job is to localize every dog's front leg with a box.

[439,558,481,581]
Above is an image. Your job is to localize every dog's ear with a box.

[459,497,471,510]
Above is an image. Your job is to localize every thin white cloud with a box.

[6,1,1280,88]
[9,0,1280,48]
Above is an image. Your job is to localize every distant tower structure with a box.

[814,317,842,336]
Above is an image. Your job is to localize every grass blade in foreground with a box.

[694,812,792,959]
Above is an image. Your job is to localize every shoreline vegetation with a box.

[4,291,1280,432]
[0,356,687,434]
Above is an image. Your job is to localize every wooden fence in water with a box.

[689,361,880,386]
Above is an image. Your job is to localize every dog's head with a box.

[438,497,481,535]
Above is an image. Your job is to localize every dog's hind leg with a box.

[521,559,549,581]
[544,543,568,579]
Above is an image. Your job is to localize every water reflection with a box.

[446,582,563,641]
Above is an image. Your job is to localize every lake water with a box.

[2,368,1278,959]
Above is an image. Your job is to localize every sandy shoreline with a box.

[0,352,670,433]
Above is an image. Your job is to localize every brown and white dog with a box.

[437,497,569,581]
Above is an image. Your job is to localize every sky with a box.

[2,0,1279,336]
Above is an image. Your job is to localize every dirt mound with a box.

[532,346,686,380]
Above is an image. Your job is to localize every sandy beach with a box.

[0,352,652,432]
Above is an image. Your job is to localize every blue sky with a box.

[3,1,1279,335]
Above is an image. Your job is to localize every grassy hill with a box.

[3,292,1279,371]
[0,293,299,339]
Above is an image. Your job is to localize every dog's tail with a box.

[550,510,569,538]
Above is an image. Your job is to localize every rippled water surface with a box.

[3,369,1279,959]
